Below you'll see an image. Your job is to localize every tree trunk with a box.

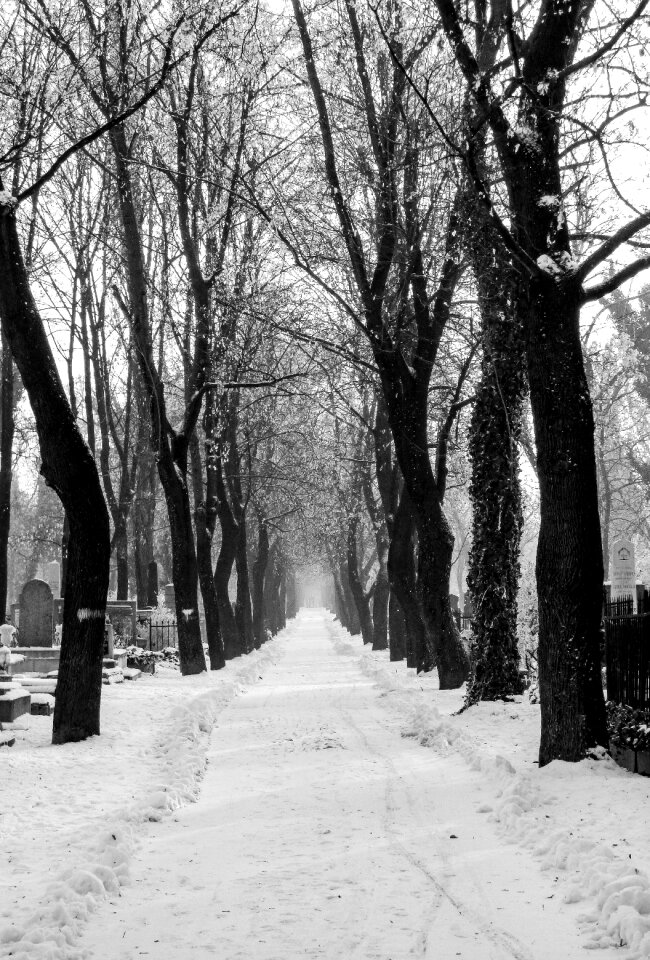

[263,542,283,637]
[465,224,526,704]
[387,488,425,670]
[371,556,389,651]
[388,591,407,662]
[252,518,270,648]
[526,278,608,764]
[278,565,287,631]
[157,452,206,674]
[286,567,297,620]
[147,560,158,608]
[380,370,469,685]
[0,331,14,618]
[114,518,129,602]
[134,434,156,608]
[214,458,240,660]
[110,126,205,676]
[346,515,374,645]
[0,199,110,743]
[234,518,254,654]
[340,558,360,635]
[61,512,70,598]
[189,433,224,670]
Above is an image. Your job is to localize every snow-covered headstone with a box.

[610,539,636,607]
[19,579,54,647]
[44,561,61,598]
[164,583,175,611]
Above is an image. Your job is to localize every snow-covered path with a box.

[79,612,606,960]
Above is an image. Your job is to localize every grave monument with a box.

[611,538,637,608]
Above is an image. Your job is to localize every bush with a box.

[607,701,650,752]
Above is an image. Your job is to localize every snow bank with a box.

[0,632,289,960]
[328,618,650,958]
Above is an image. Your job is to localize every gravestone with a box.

[164,583,175,612]
[19,580,54,647]
[147,561,159,608]
[44,561,61,598]
[611,539,636,607]
[449,594,459,612]
[463,597,474,619]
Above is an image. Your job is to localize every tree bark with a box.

[465,220,526,704]
[527,279,608,764]
[133,420,157,608]
[189,432,224,670]
[114,518,129,602]
[234,518,254,654]
[286,567,298,620]
[0,331,14,618]
[252,517,270,648]
[387,488,425,670]
[346,514,374,645]
[0,199,110,743]
[371,562,390,651]
[388,591,407,662]
[214,456,240,660]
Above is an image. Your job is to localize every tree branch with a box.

[582,256,650,302]
[576,211,650,283]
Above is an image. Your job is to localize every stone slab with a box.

[19,679,57,695]
[11,648,60,674]
[0,690,31,723]
[122,667,142,681]
[0,732,15,747]
[31,699,52,716]
[102,667,124,683]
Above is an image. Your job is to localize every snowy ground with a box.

[1,611,649,959]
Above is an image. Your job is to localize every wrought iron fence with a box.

[146,619,178,651]
[604,596,636,617]
[605,608,650,709]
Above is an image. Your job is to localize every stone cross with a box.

[19,579,54,647]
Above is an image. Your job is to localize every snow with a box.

[334,622,650,958]
[0,637,285,959]
[0,189,17,211]
[2,611,650,959]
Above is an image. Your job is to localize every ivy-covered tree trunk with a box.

[465,230,527,704]
[0,196,110,743]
